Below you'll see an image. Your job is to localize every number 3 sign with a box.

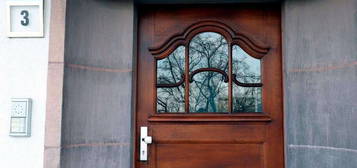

[6,1,44,37]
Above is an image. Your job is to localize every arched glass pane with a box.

[189,32,228,72]
[157,46,185,84]
[232,45,262,113]
[189,32,229,113]
[157,46,185,113]
[232,45,261,83]
[189,72,228,113]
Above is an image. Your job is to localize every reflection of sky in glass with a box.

[157,86,185,113]
[157,46,185,113]
[232,45,261,83]
[189,32,229,113]
[156,33,264,113]
[157,46,185,84]
[233,86,262,113]
[189,32,228,72]
[190,72,228,113]
[232,45,262,113]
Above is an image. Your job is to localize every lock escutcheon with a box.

[140,126,152,161]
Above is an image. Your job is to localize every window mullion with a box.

[184,44,190,113]
[228,43,233,113]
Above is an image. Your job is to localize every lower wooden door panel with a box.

[153,143,264,168]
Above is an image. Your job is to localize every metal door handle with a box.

[140,126,152,161]
[142,136,152,144]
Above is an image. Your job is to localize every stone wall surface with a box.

[283,0,357,167]
[61,0,134,167]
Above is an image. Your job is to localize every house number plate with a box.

[6,1,44,37]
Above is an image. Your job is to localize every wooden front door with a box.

[136,4,283,168]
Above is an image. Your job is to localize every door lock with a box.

[140,126,152,161]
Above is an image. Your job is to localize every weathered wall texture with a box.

[61,0,134,167]
[283,0,357,167]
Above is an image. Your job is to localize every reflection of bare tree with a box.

[233,46,261,83]
[157,46,185,112]
[156,33,262,113]
[232,46,262,112]
[189,32,228,112]
[233,87,262,112]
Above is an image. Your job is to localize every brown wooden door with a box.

[136,4,283,168]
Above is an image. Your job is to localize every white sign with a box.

[6,1,43,37]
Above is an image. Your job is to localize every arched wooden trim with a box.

[232,74,263,87]
[149,20,270,60]
[189,68,229,83]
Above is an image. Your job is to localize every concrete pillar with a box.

[283,0,357,167]
[60,0,135,167]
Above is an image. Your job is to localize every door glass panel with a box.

[189,32,228,72]
[190,72,228,113]
[232,45,262,113]
[157,46,185,84]
[232,45,261,83]
[157,86,185,113]
[155,36,264,113]
[189,32,229,113]
[233,87,262,112]
[157,46,185,113]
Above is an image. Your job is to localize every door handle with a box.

[140,126,152,161]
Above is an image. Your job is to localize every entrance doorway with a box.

[135,4,283,168]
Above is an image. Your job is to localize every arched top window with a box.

[152,22,269,113]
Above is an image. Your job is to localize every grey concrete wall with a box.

[61,0,134,167]
[283,0,357,168]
